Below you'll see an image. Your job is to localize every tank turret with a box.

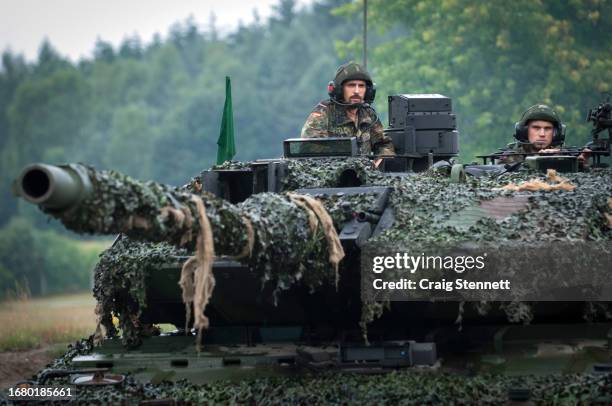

[13,159,391,347]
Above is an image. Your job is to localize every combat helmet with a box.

[328,62,376,103]
[515,104,565,146]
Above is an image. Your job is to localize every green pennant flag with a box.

[216,76,236,165]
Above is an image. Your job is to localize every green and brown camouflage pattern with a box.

[300,100,395,155]
[519,104,562,127]
[497,141,543,163]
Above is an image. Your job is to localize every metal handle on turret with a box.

[12,163,92,210]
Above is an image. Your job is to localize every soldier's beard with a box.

[346,95,363,105]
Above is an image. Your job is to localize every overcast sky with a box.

[0,0,313,62]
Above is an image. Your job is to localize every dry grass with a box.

[0,292,97,351]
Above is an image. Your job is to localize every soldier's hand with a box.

[539,148,561,153]
[577,148,592,163]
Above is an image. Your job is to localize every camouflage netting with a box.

[93,237,188,347]
[214,157,387,190]
[372,168,611,245]
[359,165,612,326]
[44,373,612,405]
[69,164,383,346]
[31,161,612,346]
[281,157,387,189]
[249,158,611,328]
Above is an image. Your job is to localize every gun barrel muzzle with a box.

[13,163,92,210]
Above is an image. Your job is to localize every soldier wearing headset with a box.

[300,62,395,156]
[499,104,591,164]
[502,104,565,162]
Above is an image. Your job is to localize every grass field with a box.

[0,292,97,352]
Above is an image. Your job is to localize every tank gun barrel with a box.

[12,163,267,254]
[12,163,353,279]
[13,163,93,211]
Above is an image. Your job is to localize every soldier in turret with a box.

[499,104,592,165]
[301,62,395,156]
[499,104,565,164]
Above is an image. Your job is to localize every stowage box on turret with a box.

[386,94,458,155]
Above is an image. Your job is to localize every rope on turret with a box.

[230,215,255,260]
[93,302,105,346]
[124,215,150,232]
[162,197,253,350]
[178,195,215,352]
[160,205,195,246]
[161,202,252,255]
[288,193,345,288]
[289,196,319,232]
[501,169,576,192]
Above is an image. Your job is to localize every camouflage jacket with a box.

[300,100,395,156]
[498,142,541,164]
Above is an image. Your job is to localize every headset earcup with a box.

[329,81,344,101]
[328,81,335,99]
[555,123,566,145]
[334,84,343,101]
[514,122,528,142]
[365,82,376,103]
[549,123,565,146]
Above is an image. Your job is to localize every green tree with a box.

[3,67,90,170]
[0,218,96,298]
[0,218,46,296]
[105,104,159,179]
[0,51,29,226]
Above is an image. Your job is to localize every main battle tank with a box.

[7,95,612,403]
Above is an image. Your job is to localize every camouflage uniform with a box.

[498,142,540,164]
[301,100,395,156]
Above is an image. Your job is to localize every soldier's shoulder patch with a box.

[310,110,324,119]
[312,102,329,113]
